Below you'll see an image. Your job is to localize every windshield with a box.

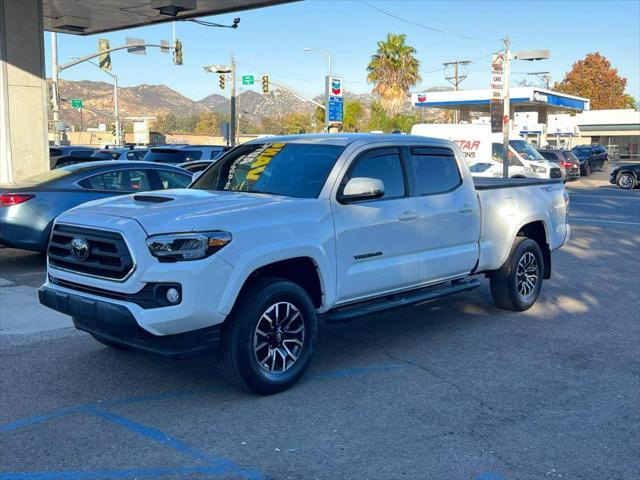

[510,140,545,161]
[191,142,345,198]
[14,168,73,186]
[572,146,591,159]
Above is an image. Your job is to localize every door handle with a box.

[398,211,418,221]
[458,204,474,214]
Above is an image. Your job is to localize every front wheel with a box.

[219,277,318,395]
[617,173,636,190]
[490,237,544,311]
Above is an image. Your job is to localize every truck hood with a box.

[65,189,295,235]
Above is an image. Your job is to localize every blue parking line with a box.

[0,466,247,480]
[84,407,265,480]
[0,407,81,434]
[475,473,505,480]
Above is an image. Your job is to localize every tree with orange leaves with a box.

[554,52,635,110]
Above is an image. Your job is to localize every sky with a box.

[44,0,640,103]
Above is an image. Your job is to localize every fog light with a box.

[166,288,180,304]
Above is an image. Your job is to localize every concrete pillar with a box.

[0,0,49,184]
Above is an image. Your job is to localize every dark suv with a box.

[571,145,608,175]
[537,149,580,181]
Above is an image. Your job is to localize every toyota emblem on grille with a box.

[70,237,90,261]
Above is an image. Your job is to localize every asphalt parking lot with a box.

[1,170,639,480]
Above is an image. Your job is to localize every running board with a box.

[324,279,481,323]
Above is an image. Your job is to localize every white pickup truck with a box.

[39,134,570,394]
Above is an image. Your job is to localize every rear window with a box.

[410,147,461,195]
[92,151,119,160]
[563,151,579,162]
[145,149,202,163]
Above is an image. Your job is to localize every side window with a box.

[539,151,558,161]
[157,170,192,189]
[209,149,221,160]
[346,149,405,200]
[410,147,461,196]
[492,143,523,166]
[80,170,151,191]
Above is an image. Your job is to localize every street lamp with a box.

[203,58,237,146]
[500,37,550,178]
[72,57,120,145]
[303,47,331,77]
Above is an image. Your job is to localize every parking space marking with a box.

[0,466,243,480]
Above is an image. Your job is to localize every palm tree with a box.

[367,33,421,117]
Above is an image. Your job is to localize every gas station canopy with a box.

[43,0,296,35]
[411,87,590,112]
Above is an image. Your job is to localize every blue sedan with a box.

[0,161,192,252]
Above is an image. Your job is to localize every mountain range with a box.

[51,79,449,129]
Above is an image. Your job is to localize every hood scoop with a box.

[133,194,173,203]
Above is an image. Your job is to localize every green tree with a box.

[282,112,313,134]
[554,53,633,110]
[194,111,219,135]
[367,101,417,133]
[366,33,421,116]
[343,100,366,132]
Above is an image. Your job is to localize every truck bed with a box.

[474,177,564,190]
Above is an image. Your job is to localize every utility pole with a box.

[443,60,470,123]
[229,55,237,146]
[113,74,121,145]
[51,32,61,146]
[502,36,511,179]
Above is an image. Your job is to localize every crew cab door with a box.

[332,147,419,303]
[407,146,481,283]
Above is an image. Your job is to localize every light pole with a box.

[501,40,550,178]
[303,47,331,76]
[203,60,237,146]
[72,58,120,145]
[51,32,61,146]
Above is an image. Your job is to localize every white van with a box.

[410,123,561,180]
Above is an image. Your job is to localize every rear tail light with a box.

[560,162,574,169]
[0,193,35,206]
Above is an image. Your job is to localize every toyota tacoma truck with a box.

[39,134,570,394]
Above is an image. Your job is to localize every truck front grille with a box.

[550,167,562,179]
[48,224,134,281]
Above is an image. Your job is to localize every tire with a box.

[219,277,318,395]
[90,333,130,350]
[616,172,636,190]
[490,237,544,312]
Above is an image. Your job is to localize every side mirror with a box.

[191,171,203,182]
[339,177,385,203]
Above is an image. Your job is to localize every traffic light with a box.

[173,39,183,65]
[110,123,116,137]
[98,38,111,71]
[219,74,225,90]
[261,75,269,94]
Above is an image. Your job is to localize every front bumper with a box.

[39,285,221,358]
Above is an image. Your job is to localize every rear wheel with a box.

[219,277,318,395]
[617,172,636,190]
[490,237,544,312]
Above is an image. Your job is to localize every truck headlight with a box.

[147,231,232,261]
[530,165,547,174]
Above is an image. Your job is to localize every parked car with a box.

[609,163,640,189]
[571,145,608,174]
[537,149,580,181]
[92,147,149,161]
[144,145,225,164]
[0,161,192,253]
[52,154,100,169]
[39,134,570,394]
[49,146,97,169]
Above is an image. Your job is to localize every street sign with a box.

[126,37,146,55]
[160,40,170,53]
[71,98,83,109]
[490,99,503,133]
[242,75,254,85]
[327,96,343,123]
[491,53,505,99]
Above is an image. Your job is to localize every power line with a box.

[360,1,502,42]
